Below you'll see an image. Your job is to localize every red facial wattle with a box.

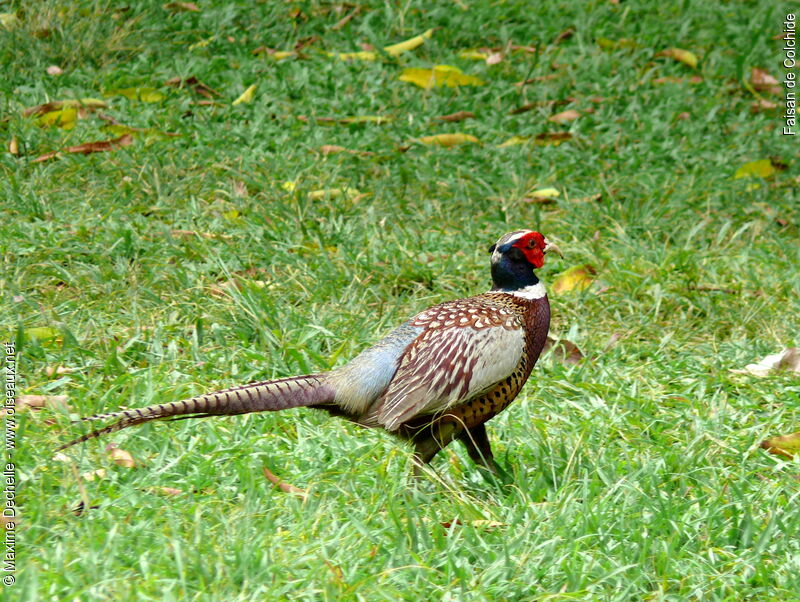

[512,231,546,268]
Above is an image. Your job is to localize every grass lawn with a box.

[3,0,799,599]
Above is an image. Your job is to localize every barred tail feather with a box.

[57,374,334,452]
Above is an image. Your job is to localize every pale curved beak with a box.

[544,241,564,258]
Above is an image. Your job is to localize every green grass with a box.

[3,0,800,599]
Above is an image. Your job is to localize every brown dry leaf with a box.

[107,445,136,468]
[399,65,484,89]
[46,65,63,76]
[16,394,69,412]
[318,145,372,156]
[33,134,134,163]
[536,131,572,145]
[435,111,475,123]
[553,28,575,44]
[552,265,597,294]
[750,67,781,95]
[730,348,800,377]
[655,48,698,68]
[165,76,219,98]
[542,335,584,364]
[751,99,778,113]
[760,432,800,459]
[45,366,74,377]
[262,466,308,500]
[548,109,580,124]
[570,193,602,203]
[331,7,359,31]
[418,133,480,147]
[163,2,200,12]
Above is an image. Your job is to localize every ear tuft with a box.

[488,244,496,254]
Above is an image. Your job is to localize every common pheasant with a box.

[58,230,561,475]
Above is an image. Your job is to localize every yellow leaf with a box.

[8,136,19,155]
[232,84,257,105]
[36,107,79,129]
[271,51,296,60]
[105,87,166,102]
[328,51,378,61]
[761,432,800,459]
[25,327,61,342]
[383,28,434,56]
[222,209,241,221]
[734,159,776,180]
[497,136,530,147]
[458,49,489,60]
[308,187,363,200]
[656,48,698,69]
[282,181,297,192]
[552,265,596,294]
[0,13,18,30]
[399,65,484,89]
[189,35,216,50]
[529,187,560,199]
[418,133,480,147]
[597,37,637,50]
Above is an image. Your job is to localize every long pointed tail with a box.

[57,374,335,452]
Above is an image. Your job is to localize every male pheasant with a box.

[58,230,561,475]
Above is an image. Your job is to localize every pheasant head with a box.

[489,230,562,292]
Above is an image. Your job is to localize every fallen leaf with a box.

[329,50,378,61]
[536,131,572,145]
[440,519,505,531]
[418,133,480,147]
[542,335,584,364]
[677,111,691,120]
[107,445,136,468]
[45,366,74,377]
[751,99,778,113]
[553,28,575,44]
[733,159,778,180]
[731,348,800,377]
[263,466,308,500]
[102,123,178,139]
[750,67,781,95]
[318,145,372,156]
[498,136,529,148]
[485,52,504,65]
[331,7,359,31]
[399,65,484,89]
[163,1,200,11]
[308,187,363,200]
[0,13,19,29]
[33,134,134,163]
[81,469,107,482]
[435,110,475,123]
[597,37,637,50]
[46,65,63,76]
[165,76,219,98]
[232,84,257,105]
[528,187,560,201]
[105,87,166,102]
[514,74,559,87]
[8,136,19,155]
[552,265,597,294]
[281,181,297,192]
[570,193,602,203]
[16,394,69,412]
[656,47,698,68]
[305,115,392,125]
[760,432,800,459]
[152,486,183,496]
[189,35,216,50]
[548,109,580,124]
[458,49,489,60]
[383,28,434,56]
[24,326,61,342]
